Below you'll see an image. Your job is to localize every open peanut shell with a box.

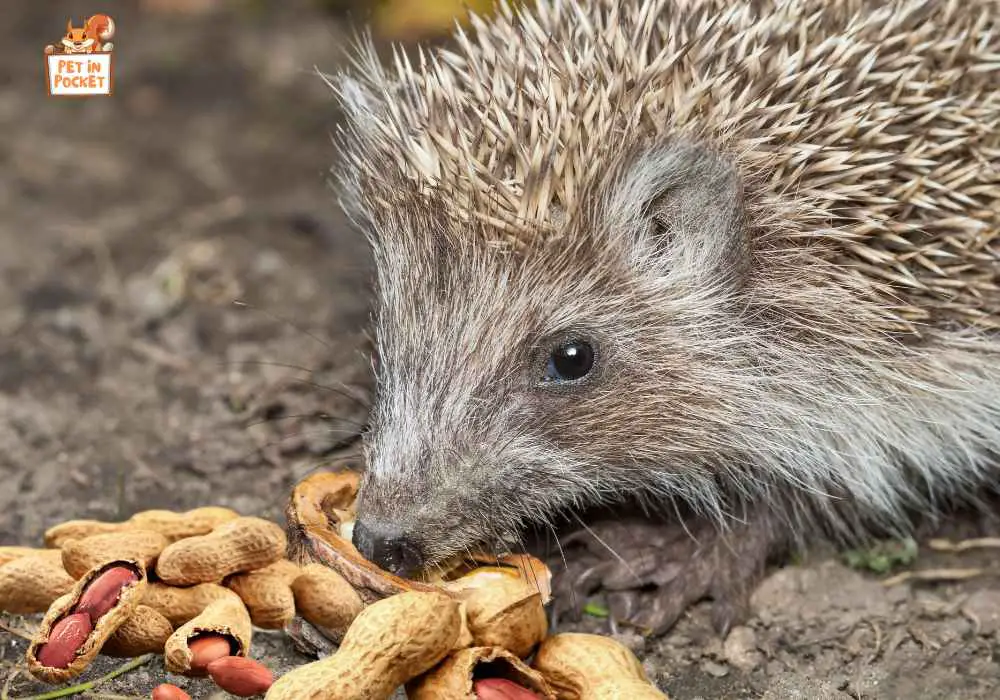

[27,559,147,684]
[164,594,252,675]
[285,468,552,606]
[443,571,549,658]
[408,646,557,700]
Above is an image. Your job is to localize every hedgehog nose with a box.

[352,519,424,578]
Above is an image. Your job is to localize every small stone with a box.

[723,625,764,671]
[701,660,730,678]
[703,637,725,659]
[761,674,850,699]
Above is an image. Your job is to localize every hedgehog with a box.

[326,0,1000,633]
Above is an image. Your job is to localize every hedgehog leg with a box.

[550,508,789,635]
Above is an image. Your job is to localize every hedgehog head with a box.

[347,133,761,571]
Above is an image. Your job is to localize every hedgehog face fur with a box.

[333,0,1000,575]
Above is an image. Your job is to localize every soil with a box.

[1,2,998,699]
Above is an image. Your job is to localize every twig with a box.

[927,537,1000,553]
[2,668,20,700]
[881,567,985,587]
[0,620,34,642]
[11,654,153,700]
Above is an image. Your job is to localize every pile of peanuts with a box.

[0,469,669,699]
[272,469,670,700]
[0,507,307,696]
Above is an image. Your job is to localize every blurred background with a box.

[1,0,503,548]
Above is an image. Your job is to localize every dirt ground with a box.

[1,2,998,698]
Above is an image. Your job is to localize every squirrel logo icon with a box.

[45,15,115,55]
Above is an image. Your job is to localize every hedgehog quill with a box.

[326,0,1000,634]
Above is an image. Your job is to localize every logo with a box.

[45,14,115,97]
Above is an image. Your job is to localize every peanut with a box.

[532,633,669,700]
[35,612,93,669]
[290,563,364,642]
[156,516,286,585]
[445,571,548,659]
[0,550,75,614]
[45,506,240,548]
[74,565,140,621]
[207,656,274,697]
[408,646,555,700]
[27,560,147,684]
[141,581,242,627]
[102,605,173,657]
[188,634,234,674]
[0,545,42,568]
[476,679,546,700]
[62,530,168,579]
[226,559,301,629]
[265,590,464,700]
[152,684,192,700]
[164,595,252,675]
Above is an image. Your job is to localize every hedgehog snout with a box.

[352,515,425,577]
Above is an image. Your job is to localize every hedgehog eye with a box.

[542,340,595,383]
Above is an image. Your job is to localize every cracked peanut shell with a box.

[26,559,147,684]
[164,594,252,675]
[408,646,556,700]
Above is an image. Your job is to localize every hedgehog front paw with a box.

[550,509,788,635]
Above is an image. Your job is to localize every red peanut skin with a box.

[475,678,544,700]
[188,634,233,674]
[206,656,274,697]
[152,683,192,700]
[36,613,93,669]
[74,566,139,622]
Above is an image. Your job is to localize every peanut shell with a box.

[290,562,364,642]
[0,546,43,568]
[265,590,464,700]
[226,559,301,629]
[26,559,147,684]
[285,468,359,533]
[103,604,173,657]
[62,529,169,579]
[0,550,75,614]
[532,633,669,700]
[156,516,286,585]
[142,582,242,627]
[408,646,556,700]
[45,506,240,548]
[164,595,252,675]
[128,506,240,541]
[445,572,548,658]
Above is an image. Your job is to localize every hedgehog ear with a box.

[605,140,749,287]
